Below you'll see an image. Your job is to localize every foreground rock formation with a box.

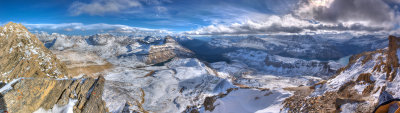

[283,35,400,112]
[0,77,107,113]
[0,22,107,113]
[0,22,68,82]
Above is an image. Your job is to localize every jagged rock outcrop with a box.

[0,76,107,113]
[146,36,194,64]
[385,35,400,81]
[0,22,68,82]
[282,35,400,113]
[0,22,107,113]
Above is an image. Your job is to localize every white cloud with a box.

[24,23,172,35]
[69,0,141,16]
[185,13,392,35]
[69,0,172,16]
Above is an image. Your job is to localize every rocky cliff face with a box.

[146,36,194,64]
[0,22,107,113]
[0,22,68,82]
[283,35,400,113]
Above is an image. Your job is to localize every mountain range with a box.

[0,22,398,113]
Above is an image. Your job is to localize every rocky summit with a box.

[0,22,107,113]
[0,22,68,82]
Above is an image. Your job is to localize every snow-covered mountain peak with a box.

[1,22,29,33]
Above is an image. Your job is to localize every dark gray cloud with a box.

[299,0,396,24]
[308,23,385,31]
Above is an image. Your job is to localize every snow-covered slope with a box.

[103,58,236,113]
[35,33,194,66]
[195,35,386,79]
[31,31,391,113]
[224,49,337,77]
[205,89,291,113]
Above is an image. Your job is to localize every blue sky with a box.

[1,0,399,35]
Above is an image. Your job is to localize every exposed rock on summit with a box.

[0,22,107,113]
[146,36,194,64]
[0,22,68,82]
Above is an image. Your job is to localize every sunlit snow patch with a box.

[33,99,78,113]
[0,78,22,94]
[205,89,291,113]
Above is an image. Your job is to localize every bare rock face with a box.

[146,36,194,64]
[0,77,107,113]
[0,22,68,82]
[0,22,107,113]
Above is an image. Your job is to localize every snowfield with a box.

[103,58,237,113]
[206,89,291,113]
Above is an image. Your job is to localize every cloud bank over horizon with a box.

[185,0,400,35]
[21,22,172,36]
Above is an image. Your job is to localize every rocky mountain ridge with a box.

[146,36,194,64]
[35,32,194,66]
[23,24,393,113]
[283,35,400,112]
[207,35,387,60]
[220,49,338,77]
